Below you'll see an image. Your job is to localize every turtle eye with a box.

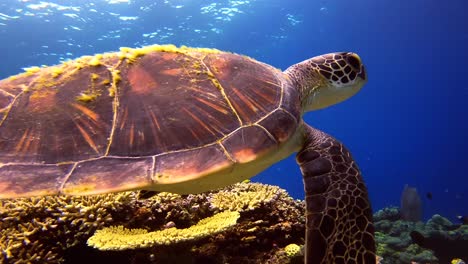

[346,53,361,70]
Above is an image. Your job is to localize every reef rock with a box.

[374,207,468,264]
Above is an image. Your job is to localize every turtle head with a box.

[285,52,367,112]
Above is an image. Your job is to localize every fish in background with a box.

[400,184,423,222]
[426,192,432,200]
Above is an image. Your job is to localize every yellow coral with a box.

[210,182,286,211]
[88,210,240,250]
[146,191,181,203]
[284,243,301,257]
[0,192,135,263]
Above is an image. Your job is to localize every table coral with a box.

[87,211,240,250]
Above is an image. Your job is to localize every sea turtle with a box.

[0,45,375,263]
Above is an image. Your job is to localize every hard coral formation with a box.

[373,206,400,222]
[7,181,465,264]
[0,192,134,263]
[209,182,287,211]
[410,218,468,263]
[374,207,468,264]
[0,182,305,263]
[284,243,302,257]
[88,211,240,250]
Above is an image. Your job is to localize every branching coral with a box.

[88,211,240,250]
[209,182,288,211]
[0,192,135,263]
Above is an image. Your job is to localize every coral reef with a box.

[0,192,135,263]
[88,211,240,250]
[410,215,468,263]
[0,182,305,263]
[374,207,468,264]
[4,181,464,264]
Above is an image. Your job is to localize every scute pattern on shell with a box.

[0,45,300,198]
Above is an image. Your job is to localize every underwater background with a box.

[0,0,466,222]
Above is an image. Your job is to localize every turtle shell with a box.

[0,45,300,198]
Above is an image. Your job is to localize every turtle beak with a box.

[358,64,366,81]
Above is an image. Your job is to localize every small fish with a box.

[451,258,466,264]
[426,192,432,200]
[456,215,468,225]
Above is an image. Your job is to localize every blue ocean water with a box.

[0,0,466,222]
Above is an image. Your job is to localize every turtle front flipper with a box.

[297,124,375,264]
